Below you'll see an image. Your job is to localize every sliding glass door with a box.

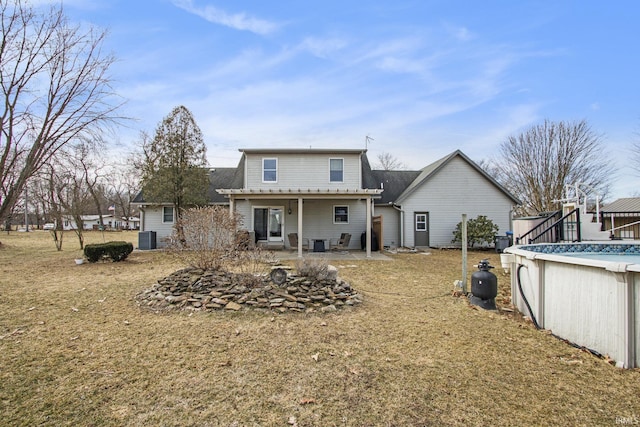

[254,207,283,243]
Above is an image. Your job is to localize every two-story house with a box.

[133,148,519,257]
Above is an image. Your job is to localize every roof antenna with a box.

[365,134,374,150]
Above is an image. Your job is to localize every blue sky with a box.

[53,0,639,199]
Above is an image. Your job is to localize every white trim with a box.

[252,205,285,243]
[333,205,349,224]
[329,157,344,183]
[262,157,278,183]
[415,213,427,231]
[162,206,174,224]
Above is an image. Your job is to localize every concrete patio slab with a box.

[272,250,392,261]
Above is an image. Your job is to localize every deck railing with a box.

[516,208,582,244]
[605,219,640,240]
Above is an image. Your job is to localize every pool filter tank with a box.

[470,259,497,310]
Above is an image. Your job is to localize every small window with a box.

[263,158,277,182]
[329,158,344,182]
[415,214,427,231]
[334,205,349,224]
[163,206,174,223]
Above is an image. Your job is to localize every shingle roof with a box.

[369,170,422,204]
[601,197,640,213]
[208,166,243,203]
[132,166,243,205]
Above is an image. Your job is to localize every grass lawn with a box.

[0,230,639,426]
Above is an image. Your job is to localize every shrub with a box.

[84,241,134,263]
[168,206,247,271]
[452,215,499,248]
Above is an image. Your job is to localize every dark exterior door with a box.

[414,212,429,247]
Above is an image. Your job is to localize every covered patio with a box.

[217,188,384,258]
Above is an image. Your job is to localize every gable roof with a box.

[134,149,520,207]
[394,150,520,205]
[602,197,640,213]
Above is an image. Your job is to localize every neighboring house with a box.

[600,198,640,239]
[133,148,519,256]
[62,214,141,231]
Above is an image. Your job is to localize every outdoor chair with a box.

[287,233,309,251]
[330,233,351,251]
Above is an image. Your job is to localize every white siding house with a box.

[133,148,519,253]
[393,152,517,247]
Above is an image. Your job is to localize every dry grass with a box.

[0,231,639,426]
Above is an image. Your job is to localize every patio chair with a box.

[330,233,351,251]
[287,233,309,251]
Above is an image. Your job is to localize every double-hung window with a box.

[329,158,344,182]
[263,158,277,182]
[334,205,349,224]
[163,206,174,223]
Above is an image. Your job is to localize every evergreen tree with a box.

[141,106,209,220]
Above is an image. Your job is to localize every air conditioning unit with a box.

[138,231,156,250]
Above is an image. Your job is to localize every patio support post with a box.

[229,197,235,217]
[366,195,372,258]
[297,197,303,258]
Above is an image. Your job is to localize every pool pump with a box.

[469,259,498,310]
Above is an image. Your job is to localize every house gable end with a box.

[396,150,520,205]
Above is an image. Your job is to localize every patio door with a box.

[414,212,429,247]
[254,207,284,243]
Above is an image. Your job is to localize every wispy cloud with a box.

[298,37,348,59]
[171,0,279,35]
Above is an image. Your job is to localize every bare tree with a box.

[0,0,124,226]
[75,140,108,230]
[40,164,66,250]
[374,152,407,171]
[107,153,141,230]
[493,119,613,215]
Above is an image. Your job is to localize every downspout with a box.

[139,206,146,231]
[391,203,404,248]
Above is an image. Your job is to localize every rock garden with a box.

[135,264,363,314]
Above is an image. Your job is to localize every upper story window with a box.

[163,206,174,223]
[263,158,278,182]
[329,158,344,182]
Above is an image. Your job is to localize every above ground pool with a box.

[503,242,640,368]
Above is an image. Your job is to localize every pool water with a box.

[562,253,640,265]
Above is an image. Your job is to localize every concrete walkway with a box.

[273,250,392,261]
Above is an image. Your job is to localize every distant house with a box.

[133,148,519,255]
[62,214,140,231]
[601,198,640,239]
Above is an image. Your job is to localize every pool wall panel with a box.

[507,244,639,368]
